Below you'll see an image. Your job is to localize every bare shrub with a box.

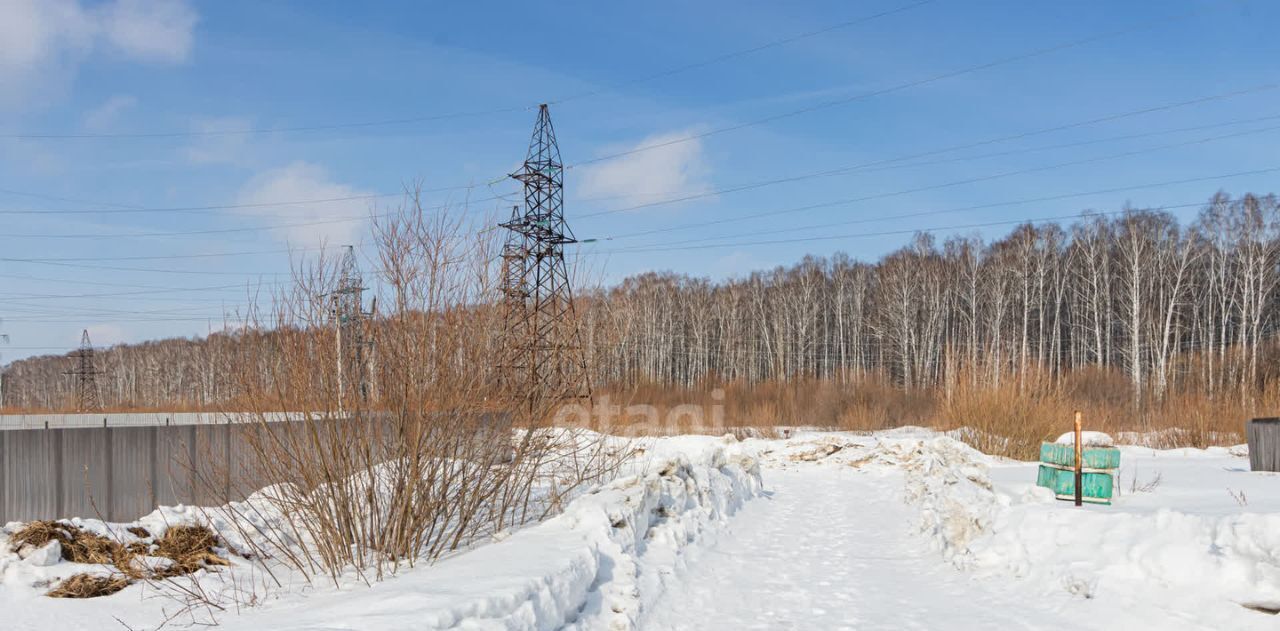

[201,191,623,588]
[937,372,1068,460]
[1128,470,1163,494]
[1228,488,1249,506]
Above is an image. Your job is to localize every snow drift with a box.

[896,436,1280,613]
[1,436,761,630]
[213,436,762,630]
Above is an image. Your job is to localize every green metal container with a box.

[1039,442,1122,469]
[1036,443,1120,505]
[1036,465,1115,504]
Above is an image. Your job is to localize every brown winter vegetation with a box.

[152,525,231,578]
[47,573,132,598]
[11,520,133,568]
[5,192,1280,456]
[9,521,232,598]
[596,367,1274,459]
[183,195,625,588]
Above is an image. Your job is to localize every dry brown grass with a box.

[595,365,1276,460]
[47,573,132,598]
[593,376,936,436]
[11,520,127,567]
[8,521,233,598]
[8,520,69,551]
[936,377,1073,460]
[152,525,231,578]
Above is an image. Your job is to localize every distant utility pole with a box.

[498,104,592,409]
[64,329,103,412]
[328,246,376,412]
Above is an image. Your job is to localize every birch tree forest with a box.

[585,193,1280,400]
[4,192,1280,419]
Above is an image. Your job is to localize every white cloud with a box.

[99,0,197,63]
[236,162,373,246]
[183,116,253,164]
[576,130,712,205]
[0,0,196,109]
[83,93,137,130]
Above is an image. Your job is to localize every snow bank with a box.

[0,436,760,630]
[895,436,1280,614]
[1054,430,1114,446]
[213,436,761,630]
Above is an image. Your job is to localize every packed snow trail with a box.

[642,466,1199,631]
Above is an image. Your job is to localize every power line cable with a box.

[0,271,258,291]
[576,82,1280,219]
[548,1,936,106]
[587,200,1220,255]
[1,105,535,140]
[0,259,295,277]
[0,183,518,216]
[0,282,258,300]
[0,247,316,263]
[0,194,520,240]
[584,124,1280,243]
[0,2,934,141]
[1,75,1265,225]
[0,315,247,324]
[611,166,1280,250]
[7,100,1277,243]
[565,7,1208,170]
[5,79,1261,223]
[0,187,145,211]
[0,298,248,318]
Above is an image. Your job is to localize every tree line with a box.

[3,191,1278,411]
[584,192,1280,401]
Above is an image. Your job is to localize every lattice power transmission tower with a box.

[64,329,103,412]
[328,246,376,410]
[498,104,591,408]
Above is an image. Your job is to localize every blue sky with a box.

[1,0,1278,360]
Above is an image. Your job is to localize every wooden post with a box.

[1074,410,1083,507]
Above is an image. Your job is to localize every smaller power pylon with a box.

[64,329,103,412]
[327,246,376,411]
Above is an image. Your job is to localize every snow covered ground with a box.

[1,436,762,630]
[3,428,1279,630]
[673,429,1280,630]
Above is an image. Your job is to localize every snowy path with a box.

[642,467,1184,631]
